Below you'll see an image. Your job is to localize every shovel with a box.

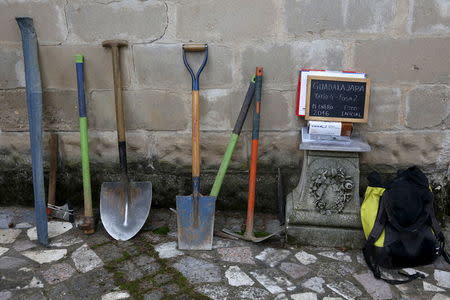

[222,67,281,242]
[176,44,216,250]
[100,40,152,241]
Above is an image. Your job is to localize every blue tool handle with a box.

[16,17,48,246]
[182,44,208,91]
[75,55,87,118]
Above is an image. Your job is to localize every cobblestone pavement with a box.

[1,207,449,300]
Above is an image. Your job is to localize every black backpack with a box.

[361,166,450,284]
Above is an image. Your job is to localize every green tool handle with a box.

[210,77,256,197]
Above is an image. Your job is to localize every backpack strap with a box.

[363,194,426,284]
[425,201,450,264]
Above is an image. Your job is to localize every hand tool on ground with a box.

[223,67,281,242]
[210,76,256,197]
[176,43,216,250]
[75,55,95,234]
[46,133,74,222]
[100,40,152,241]
[16,17,48,246]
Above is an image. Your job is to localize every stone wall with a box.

[0,0,449,210]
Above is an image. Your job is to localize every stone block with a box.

[241,43,294,89]
[176,0,277,41]
[66,0,167,43]
[285,0,344,36]
[256,131,303,167]
[345,0,397,33]
[151,131,248,169]
[293,40,345,70]
[89,90,189,131]
[39,45,131,90]
[1,90,79,131]
[286,0,396,36]
[411,0,450,34]
[360,87,402,131]
[361,131,446,167]
[354,38,450,84]
[0,132,32,167]
[133,44,233,90]
[259,91,295,131]
[0,0,67,44]
[406,85,450,129]
[201,89,233,131]
[0,46,24,88]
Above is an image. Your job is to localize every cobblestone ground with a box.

[1,207,449,300]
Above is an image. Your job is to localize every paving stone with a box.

[8,289,46,300]
[217,246,255,264]
[94,243,124,262]
[402,268,429,277]
[46,282,77,300]
[212,238,233,249]
[194,284,229,300]
[153,273,174,285]
[71,244,104,273]
[173,256,221,284]
[434,269,450,288]
[317,251,352,262]
[0,256,29,270]
[291,292,318,300]
[0,229,21,244]
[279,262,310,279]
[15,223,33,229]
[0,247,8,256]
[432,294,450,300]
[116,260,144,281]
[12,239,36,251]
[237,286,271,299]
[250,270,296,295]
[356,254,366,266]
[322,297,343,300]
[27,221,72,241]
[42,263,75,285]
[67,270,115,298]
[19,267,32,272]
[423,281,445,292]
[225,265,254,286]
[302,277,325,294]
[143,290,163,300]
[49,235,83,248]
[21,249,67,264]
[0,291,12,300]
[295,251,317,265]
[101,291,131,300]
[139,279,155,291]
[353,272,393,299]
[22,276,44,289]
[255,248,291,267]
[326,281,362,300]
[274,293,288,300]
[161,283,180,295]
[154,241,183,259]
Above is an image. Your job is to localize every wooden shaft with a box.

[192,90,200,178]
[47,133,58,206]
[111,46,126,143]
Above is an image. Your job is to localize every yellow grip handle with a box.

[183,43,207,52]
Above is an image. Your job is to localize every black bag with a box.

[362,166,450,284]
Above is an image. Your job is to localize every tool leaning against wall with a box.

[100,40,152,241]
[176,44,216,251]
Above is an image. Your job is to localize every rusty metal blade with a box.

[176,195,216,250]
[100,181,152,241]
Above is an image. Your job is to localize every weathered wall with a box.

[0,0,449,210]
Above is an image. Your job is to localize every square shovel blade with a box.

[176,195,216,250]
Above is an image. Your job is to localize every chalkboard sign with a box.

[305,76,370,123]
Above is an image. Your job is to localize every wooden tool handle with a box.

[192,90,200,180]
[183,43,207,52]
[47,133,58,206]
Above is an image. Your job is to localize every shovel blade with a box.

[100,181,152,241]
[176,195,216,250]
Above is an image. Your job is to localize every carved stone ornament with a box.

[309,167,354,215]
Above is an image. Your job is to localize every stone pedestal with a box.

[286,129,371,249]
